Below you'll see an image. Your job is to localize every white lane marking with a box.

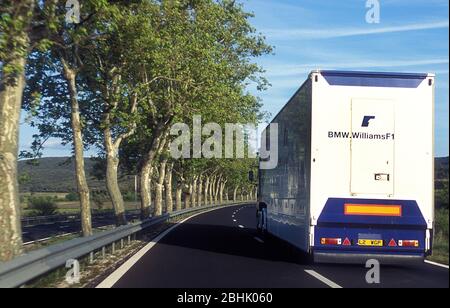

[254,237,264,244]
[238,225,245,229]
[233,219,237,222]
[59,225,70,229]
[97,205,240,288]
[304,270,343,289]
[425,260,449,269]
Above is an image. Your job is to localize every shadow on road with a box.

[156,220,426,271]
[157,221,314,265]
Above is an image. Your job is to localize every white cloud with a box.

[265,59,450,78]
[263,21,449,40]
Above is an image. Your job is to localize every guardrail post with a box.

[112,242,116,254]
[120,239,124,249]
[102,246,106,258]
[127,235,131,245]
[89,252,94,264]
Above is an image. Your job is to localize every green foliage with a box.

[18,172,32,185]
[65,192,79,202]
[28,196,58,216]
[123,191,136,202]
[435,157,449,180]
[91,191,108,210]
[0,0,34,84]
[431,208,449,264]
[19,0,271,216]
[435,209,449,240]
[436,187,449,209]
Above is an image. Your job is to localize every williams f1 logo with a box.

[362,116,376,127]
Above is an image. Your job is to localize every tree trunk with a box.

[233,186,238,202]
[204,176,210,206]
[176,182,183,211]
[165,163,174,213]
[219,180,226,204]
[0,0,34,261]
[205,177,213,205]
[0,57,26,261]
[104,128,127,226]
[139,130,168,219]
[184,183,192,209]
[214,176,221,205]
[155,159,167,216]
[183,192,191,210]
[139,164,153,219]
[197,175,203,207]
[210,176,216,205]
[210,178,215,205]
[191,176,198,208]
[218,181,223,204]
[62,62,92,237]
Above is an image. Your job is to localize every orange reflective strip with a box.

[344,204,402,217]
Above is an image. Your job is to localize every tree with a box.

[131,0,271,217]
[23,1,113,236]
[0,0,35,261]
[79,3,148,225]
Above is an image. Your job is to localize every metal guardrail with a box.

[21,210,142,227]
[0,202,252,288]
[21,214,77,227]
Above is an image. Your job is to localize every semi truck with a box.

[256,70,435,264]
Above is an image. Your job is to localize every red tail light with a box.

[321,238,342,245]
[398,240,419,247]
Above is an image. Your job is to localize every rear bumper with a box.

[314,251,424,265]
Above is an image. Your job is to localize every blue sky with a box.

[19,0,449,157]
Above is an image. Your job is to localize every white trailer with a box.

[257,70,435,264]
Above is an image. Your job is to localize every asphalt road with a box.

[105,204,448,288]
[22,212,141,244]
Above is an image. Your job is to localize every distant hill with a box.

[436,157,449,181]
[19,157,449,193]
[18,157,135,193]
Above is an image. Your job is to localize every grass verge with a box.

[428,208,449,265]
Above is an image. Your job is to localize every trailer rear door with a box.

[350,99,395,196]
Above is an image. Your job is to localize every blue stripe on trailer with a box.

[320,70,428,88]
[318,198,427,227]
[315,198,428,254]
